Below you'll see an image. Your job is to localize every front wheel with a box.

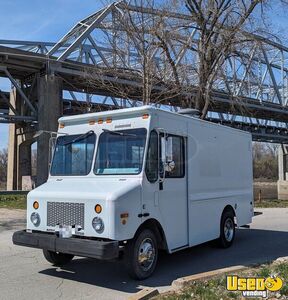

[125,229,158,280]
[43,249,74,266]
[217,210,235,248]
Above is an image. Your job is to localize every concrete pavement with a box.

[0,208,287,300]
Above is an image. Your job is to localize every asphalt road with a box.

[0,208,287,300]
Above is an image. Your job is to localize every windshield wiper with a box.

[102,129,137,137]
[63,130,94,146]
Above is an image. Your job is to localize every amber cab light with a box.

[95,204,102,214]
[33,201,39,210]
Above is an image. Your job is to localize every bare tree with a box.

[182,0,265,118]
[84,0,285,119]
[84,0,191,109]
[0,148,8,188]
[253,142,278,180]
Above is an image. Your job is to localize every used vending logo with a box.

[226,275,283,298]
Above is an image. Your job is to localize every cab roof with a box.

[58,105,154,124]
[58,105,251,137]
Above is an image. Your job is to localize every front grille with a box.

[47,202,85,229]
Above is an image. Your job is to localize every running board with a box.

[240,224,250,228]
[254,211,263,217]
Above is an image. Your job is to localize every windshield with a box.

[94,128,147,175]
[50,132,96,176]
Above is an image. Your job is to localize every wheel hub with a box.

[224,218,234,242]
[138,238,155,271]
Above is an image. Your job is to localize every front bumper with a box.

[13,230,119,260]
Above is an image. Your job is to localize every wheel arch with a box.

[134,218,168,251]
[221,204,237,225]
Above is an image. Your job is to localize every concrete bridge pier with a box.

[36,75,62,187]
[7,88,35,190]
[6,125,31,190]
[277,145,288,200]
[7,75,63,190]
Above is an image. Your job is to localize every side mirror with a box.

[159,135,176,178]
[166,160,175,172]
[159,136,166,182]
[165,136,175,172]
[161,136,166,163]
[166,136,173,161]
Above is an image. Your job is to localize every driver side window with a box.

[145,130,158,183]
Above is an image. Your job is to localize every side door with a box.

[158,133,188,251]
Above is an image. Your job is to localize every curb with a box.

[172,265,247,290]
[127,288,159,300]
[273,256,288,264]
[127,255,288,299]
[171,255,288,290]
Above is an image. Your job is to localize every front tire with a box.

[217,209,235,248]
[43,249,74,266]
[125,229,158,280]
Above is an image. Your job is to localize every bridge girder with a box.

[0,0,288,142]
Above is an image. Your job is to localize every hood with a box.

[28,177,142,202]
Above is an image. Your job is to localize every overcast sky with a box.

[0,0,287,149]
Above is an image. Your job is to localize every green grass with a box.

[274,263,288,297]
[254,199,288,208]
[0,194,286,209]
[155,262,288,300]
[0,194,27,209]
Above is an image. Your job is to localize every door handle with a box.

[138,213,150,218]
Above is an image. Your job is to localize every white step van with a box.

[13,106,253,279]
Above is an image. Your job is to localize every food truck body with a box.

[13,106,253,279]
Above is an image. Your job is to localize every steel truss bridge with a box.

[1,1,288,143]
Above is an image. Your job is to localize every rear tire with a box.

[43,249,74,266]
[125,229,158,280]
[217,209,235,248]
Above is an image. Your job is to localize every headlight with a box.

[30,212,40,227]
[92,217,104,233]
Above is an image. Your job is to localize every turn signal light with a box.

[98,119,103,124]
[120,212,129,225]
[106,118,112,124]
[33,201,39,210]
[59,123,65,128]
[120,213,129,218]
[89,120,96,125]
[142,114,149,119]
[95,204,102,214]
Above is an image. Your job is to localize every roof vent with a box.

[178,108,200,118]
